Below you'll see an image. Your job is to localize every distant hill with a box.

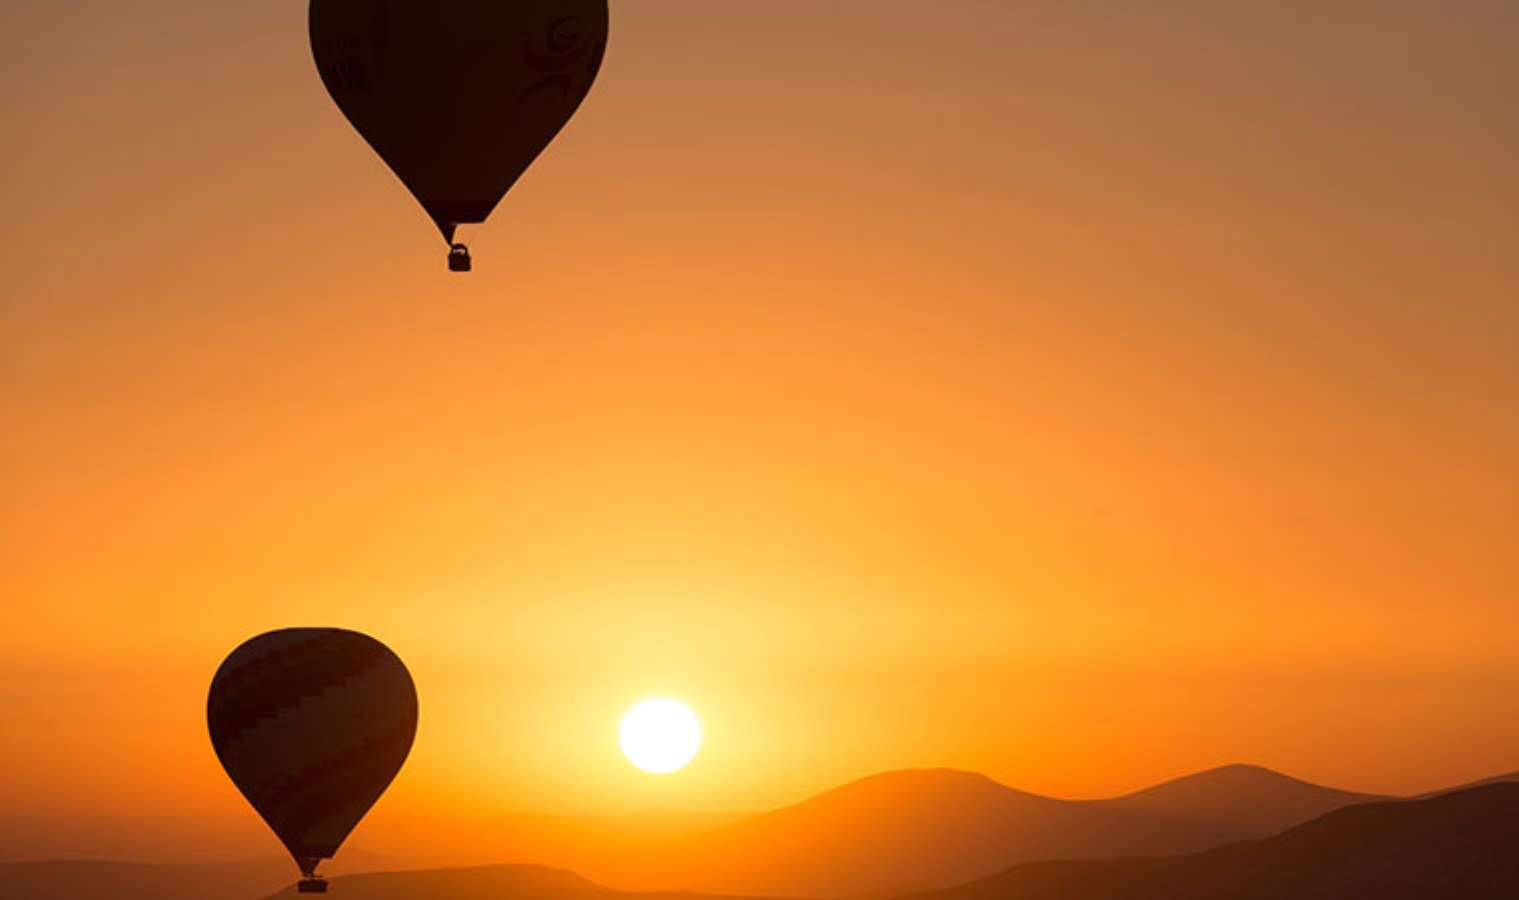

[260,864,603,900]
[360,808,742,875]
[258,864,775,900]
[7,766,1512,899]
[653,766,1379,896]
[0,852,391,900]
[264,786,1519,900]
[1103,763,1380,833]
[0,815,286,866]
[1412,769,1519,799]
[914,783,1519,900]
[0,859,298,900]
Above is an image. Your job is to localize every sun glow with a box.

[620,699,702,774]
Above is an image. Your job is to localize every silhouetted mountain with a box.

[1412,769,1519,799]
[258,864,768,900]
[657,767,1377,897]
[914,784,1519,900]
[0,815,287,866]
[0,852,390,900]
[666,769,1080,895]
[261,864,599,900]
[0,859,298,900]
[1104,763,1380,833]
[255,786,1519,900]
[10,766,1513,899]
[363,808,742,874]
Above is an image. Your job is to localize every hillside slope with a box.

[656,766,1380,896]
[0,859,298,900]
[917,784,1519,900]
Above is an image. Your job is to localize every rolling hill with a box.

[7,765,1510,899]
[257,864,776,900]
[260,865,607,900]
[0,851,390,900]
[651,766,1379,896]
[260,785,1519,900]
[0,859,300,900]
[1412,769,1519,799]
[914,783,1519,900]
[1102,763,1380,833]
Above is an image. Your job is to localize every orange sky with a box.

[2,0,1517,858]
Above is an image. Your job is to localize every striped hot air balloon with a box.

[208,629,418,894]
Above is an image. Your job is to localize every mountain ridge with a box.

[655,764,1376,896]
[8,764,1515,899]
[912,783,1519,900]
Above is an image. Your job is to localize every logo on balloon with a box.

[522,15,603,102]
[309,0,610,268]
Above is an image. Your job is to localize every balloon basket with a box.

[448,243,473,273]
[298,876,330,893]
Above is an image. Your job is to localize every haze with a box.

[2,0,1515,864]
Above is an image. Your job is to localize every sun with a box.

[620,699,702,774]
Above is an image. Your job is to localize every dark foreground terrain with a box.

[252,785,1519,900]
[916,784,1519,900]
[6,776,1515,900]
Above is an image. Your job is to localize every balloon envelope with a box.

[207,629,417,877]
[309,0,610,244]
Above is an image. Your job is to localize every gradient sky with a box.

[2,0,1517,861]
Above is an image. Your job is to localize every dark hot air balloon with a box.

[309,0,610,272]
[208,629,418,894]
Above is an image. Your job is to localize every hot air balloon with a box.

[208,629,418,894]
[309,0,610,272]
